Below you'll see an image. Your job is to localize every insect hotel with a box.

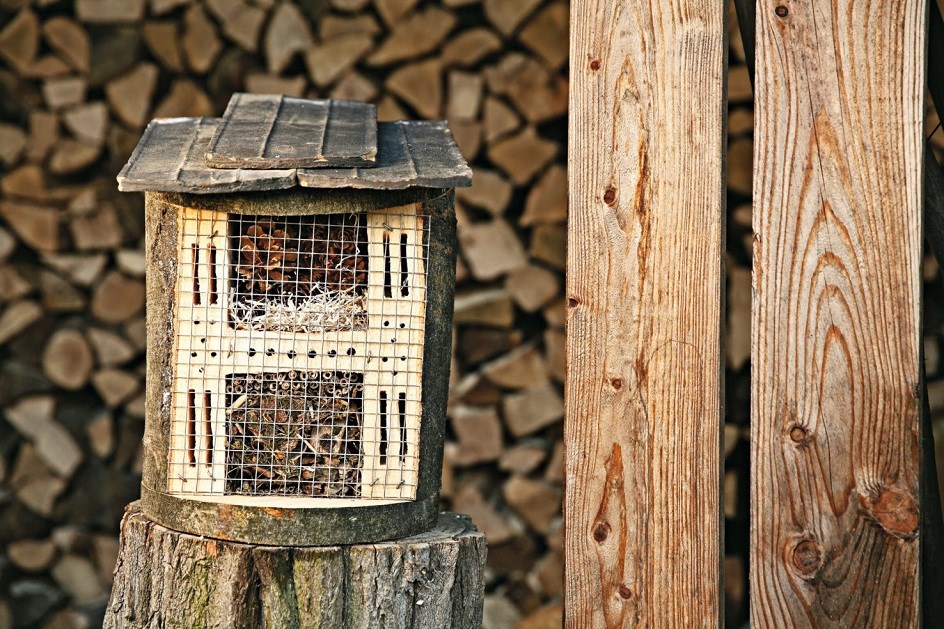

[118,94,470,545]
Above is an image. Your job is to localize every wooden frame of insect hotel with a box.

[118,94,471,545]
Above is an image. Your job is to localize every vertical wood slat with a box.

[751,1,925,626]
[565,1,726,626]
[169,207,229,495]
[361,206,427,500]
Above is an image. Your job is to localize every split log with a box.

[517,2,568,70]
[263,2,312,74]
[305,33,374,87]
[483,0,542,36]
[104,63,158,128]
[42,329,94,390]
[441,29,501,68]
[374,0,420,27]
[457,219,527,280]
[104,504,486,629]
[42,17,90,72]
[386,58,443,120]
[368,5,454,64]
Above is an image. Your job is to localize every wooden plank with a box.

[298,121,472,190]
[169,206,229,495]
[751,1,925,625]
[564,0,725,626]
[361,206,426,500]
[205,94,378,169]
[117,118,297,193]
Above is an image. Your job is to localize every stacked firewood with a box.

[0,1,942,627]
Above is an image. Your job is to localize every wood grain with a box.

[751,1,925,625]
[118,119,472,194]
[565,1,726,625]
[105,504,486,629]
[205,94,378,169]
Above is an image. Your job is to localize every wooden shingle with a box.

[205,93,377,169]
[118,117,471,193]
[117,117,297,193]
[298,121,471,189]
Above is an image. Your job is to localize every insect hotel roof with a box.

[118,94,472,195]
[120,94,469,545]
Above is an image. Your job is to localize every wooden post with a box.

[751,1,925,625]
[565,0,726,626]
[103,503,486,628]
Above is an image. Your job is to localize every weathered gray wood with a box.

[206,94,377,169]
[118,118,298,193]
[119,120,470,193]
[298,121,472,190]
[104,504,486,629]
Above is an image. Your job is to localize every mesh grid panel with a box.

[168,205,428,502]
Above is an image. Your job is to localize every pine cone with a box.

[236,221,302,294]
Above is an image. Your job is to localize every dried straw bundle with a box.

[230,291,368,333]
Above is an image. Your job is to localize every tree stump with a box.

[104,503,486,628]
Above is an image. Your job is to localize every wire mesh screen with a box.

[230,213,368,333]
[224,371,363,497]
[168,204,428,503]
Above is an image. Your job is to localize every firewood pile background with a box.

[0,1,942,627]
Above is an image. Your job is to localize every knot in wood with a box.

[788,425,809,444]
[609,378,623,390]
[791,539,823,577]
[592,521,610,543]
[603,187,617,206]
[589,59,601,71]
[775,5,789,18]
[617,584,633,600]
[859,487,919,539]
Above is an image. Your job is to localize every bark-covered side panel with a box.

[104,505,485,629]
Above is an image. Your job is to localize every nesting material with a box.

[224,371,364,497]
[230,292,368,333]
[230,214,368,332]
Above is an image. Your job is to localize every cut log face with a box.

[104,505,486,629]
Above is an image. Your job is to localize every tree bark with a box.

[104,502,486,628]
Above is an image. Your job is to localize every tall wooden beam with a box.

[565,1,726,625]
[751,1,925,625]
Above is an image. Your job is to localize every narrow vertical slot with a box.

[191,243,201,305]
[186,389,196,466]
[379,391,388,464]
[207,244,218,305]
[399,233,410,296]
[398,392,407,459]
[383,232,392,298]
[203,391,213,466]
